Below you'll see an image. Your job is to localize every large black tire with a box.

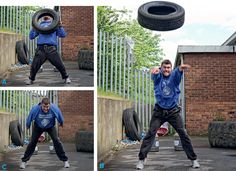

[78,50,94,70]
[208,121,236,148]
[138,1,185,31]
[15,40,29,65]
[122,108,141,141]
[75,131,94,152]
[9,120,24,146]
[32,8,60,34]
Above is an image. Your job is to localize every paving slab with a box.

[1,143,93,171]
[2,61,94,87]
[100,136,236,171]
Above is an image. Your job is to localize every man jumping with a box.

[136,59,200,170]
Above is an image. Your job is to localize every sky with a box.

[107,0,236,64]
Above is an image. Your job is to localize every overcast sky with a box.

[106,0,236,64]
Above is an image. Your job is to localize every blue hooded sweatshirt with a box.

[29,20,66,46]
[26,103,64,129]
[151,68,183,109]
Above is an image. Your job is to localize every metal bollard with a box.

[49,140,56,154]
[174,133,183,151]
[150,136,159,152]
[38,66,43,73]
[33,146,38,155]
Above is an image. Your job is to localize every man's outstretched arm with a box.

[151,67,161,75]
[151,66,162,84]
[179,64,191,72]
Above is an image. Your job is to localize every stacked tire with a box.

[122,108,141,141]
[78,50,94,70]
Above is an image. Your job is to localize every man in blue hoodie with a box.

[136,59,200,170]
[26,16,71,85]
[20,98,70,169]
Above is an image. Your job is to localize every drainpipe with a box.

[173,54,186,151]
[180,54,186,128]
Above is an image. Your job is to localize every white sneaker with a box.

[26,79,33,85]
[20,162,26,169]
[64,161,70,168]
[191,160,200,168]
[64,77,71,84]
[136,159,145,170]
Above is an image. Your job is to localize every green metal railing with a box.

[98,30,155,131]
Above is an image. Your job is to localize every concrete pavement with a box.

[1,143,93,171]
[3,61,94,87]
[100,136,236,171]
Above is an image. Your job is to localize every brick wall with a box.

[60,6,94,61]
[183,53,236,135]
[58,91,94,142]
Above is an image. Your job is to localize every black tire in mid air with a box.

[138,1,185,31]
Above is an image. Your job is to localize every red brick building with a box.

[58,91,94,142]
[175,36,236,135]
[60,6,94,61]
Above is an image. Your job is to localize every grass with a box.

[97,88,156,104]
[0,108,6,113]
[97,88,125,100]
[0,28,15,34]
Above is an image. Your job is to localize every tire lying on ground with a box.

[208,121,236,148]
[78,50,94,70]
[75,131,94,152]
[138,1,185,31]
[122,108,141,141]
[15,40,29,65]
[32,8,60,34]
[9,120,24,146]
